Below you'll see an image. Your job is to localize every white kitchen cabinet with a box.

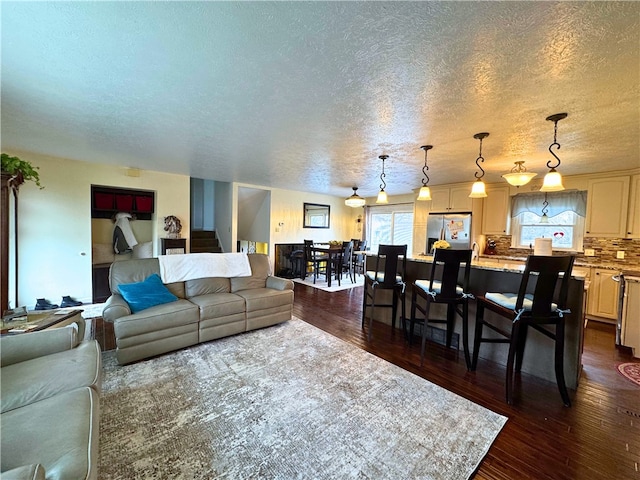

[585,176,630,237]
[586,268,620,322]
[429,185,473,212]
[481,185,510,235]
[626,174,640,238]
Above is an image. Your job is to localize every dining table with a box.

[310,244,344,287]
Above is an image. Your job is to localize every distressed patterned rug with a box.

[100,319,507,479]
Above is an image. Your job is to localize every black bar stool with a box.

[471,255,576,406]
[408,248,473,367]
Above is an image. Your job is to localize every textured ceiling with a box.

[2,1,639,199]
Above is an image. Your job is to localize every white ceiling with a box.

[2,1,639,199]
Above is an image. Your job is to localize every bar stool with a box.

[361,244,407,342]
[408,248,473,367]
[471,255,575,406]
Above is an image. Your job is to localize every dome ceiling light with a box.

[345,187,366,208]
[502,161,537,187]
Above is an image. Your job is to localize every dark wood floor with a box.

[292,283,640,480]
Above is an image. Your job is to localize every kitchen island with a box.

[365,254,587,390]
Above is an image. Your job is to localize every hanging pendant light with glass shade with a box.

[417,145,433,201]
[376,154,389,204]
[345,187,366,208]
[540,192,550,224]
[469,132,489,198]
[540,113,568,192]
[502,161,537,187]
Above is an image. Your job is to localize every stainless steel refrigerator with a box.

[426,213,472,252]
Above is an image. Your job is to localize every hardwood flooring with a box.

[293,283,640,480]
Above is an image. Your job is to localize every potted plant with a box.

[1,153,42,189]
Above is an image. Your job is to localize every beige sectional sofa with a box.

[0,322,102,480]
[103,253,294,365]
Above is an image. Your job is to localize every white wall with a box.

[7,151,190,308]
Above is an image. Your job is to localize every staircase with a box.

[190,230,222,253]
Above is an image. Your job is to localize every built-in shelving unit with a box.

[91,185,155,220]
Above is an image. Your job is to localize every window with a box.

[366,204,414,254]
[510,191,587,251]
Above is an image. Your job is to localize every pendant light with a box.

[345,187,366,208]
[417,145,433,201]
[376,155,389,204]
[502,161,537,187]
[540,113,568,192]
[469,132,489,198]
[540,192,550,224]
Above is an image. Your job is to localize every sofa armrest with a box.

[266,276,294,291]
[0,464,46,480]
[0,326,78,367]
[102,294,131,323]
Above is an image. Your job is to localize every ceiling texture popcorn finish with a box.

[1,2,638,198]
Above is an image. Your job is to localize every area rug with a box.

[292,274,364,292]
[617,362,640,387]
[99,318,507,479]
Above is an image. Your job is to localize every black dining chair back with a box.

[361,244,407,341]
[303,240,327,283]
[409,248,473,367]
[472,254,576,406]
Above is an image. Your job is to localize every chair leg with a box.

[461,300,471,370]
[420,298,433,367]
[506,321,522,405]
[399,289,406,340]
[361,281,369,328]
[391,289,398,331]
[409,290,419,345]
[515,323,529,373]
[554,321,571,407]
[445,304,455,348]
[471,302,484,371]
[368,286,377,342]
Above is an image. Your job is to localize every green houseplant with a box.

[1,153,42,189]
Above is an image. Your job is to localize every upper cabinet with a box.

[481,185,510,235]
[585,176,630,237]
[626,175,640,238]
[429,185,473,212]
[91,185,155,220]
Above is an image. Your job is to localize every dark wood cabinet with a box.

[91,185,155,220]
[161,238,186,255]
[92,264,111,303]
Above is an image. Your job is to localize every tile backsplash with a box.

[486,235,640,268]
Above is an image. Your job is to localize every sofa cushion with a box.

[230,254,270,292]
[1,387,99,480]
[1,341,102,413]
[119,273,178,313]
[185,277,230,297]
[110,258,161,295]
[234,288,294,312]
[0,464,46,480]
[113,299,199,339]
[189,293,246,320]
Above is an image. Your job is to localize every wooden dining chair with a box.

[471,254,576,406]
[408,248,473,368]
[361,244,407,341]
[303,240,327,284]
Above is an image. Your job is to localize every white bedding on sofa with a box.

[158,253,252,283]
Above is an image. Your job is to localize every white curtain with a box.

[511,191,587,217]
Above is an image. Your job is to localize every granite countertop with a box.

[410,254,590,279]
[477,254,640,276]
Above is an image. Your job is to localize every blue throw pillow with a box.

[119,273,178,314]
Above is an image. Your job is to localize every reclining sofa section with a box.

[103,253,294,365]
